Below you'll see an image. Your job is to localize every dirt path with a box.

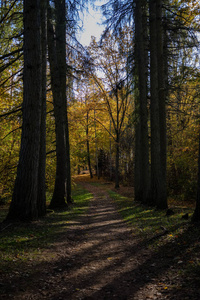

[64,182,158,300]
[1,181,200,299]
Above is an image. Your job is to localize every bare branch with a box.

[2,126,22,140]
[0,106,22,119]
[0,0,19,25]
[0,47,23,61]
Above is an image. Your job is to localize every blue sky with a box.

[79,1,107,46]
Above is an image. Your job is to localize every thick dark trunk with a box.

[7,0,42,221]
[134,112,141,201]
[37,0,47,217]
[65,106,73,203]
[149,0,167,209]
[56,0,72,205]
[50,111,67,208]
[192,133,200,223]
[47,3,67,209]
[47,0,72,207]
[157,0,167,206]
[134,0,150,203]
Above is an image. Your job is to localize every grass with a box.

[1,179,200,290]
[108,188,200,285]
[109,190,200,284]
[108,189,193,241]
[90,182,102,187]
[0,184,92,274]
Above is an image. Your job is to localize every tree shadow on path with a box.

[1,181,200,300]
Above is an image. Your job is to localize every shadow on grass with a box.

[108,190,193,241]
[0,185,92,272]
[1,181,200,300]
[1,188,200,300]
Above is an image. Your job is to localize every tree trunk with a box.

[94,109,99,178]
[55,0,72,204]
[134,111,141,201]
[47,0,72,208]
[149,0,167,209]
[86,111,93,179]
[192,133,200,223]
[115,131,120,189]
[47,2,67,209]
[134,0,150,203]
[7,0,42,221]
[65,103,73,203]
[109,120,112,180]
[157,0,167,206]
[37,0,47,217]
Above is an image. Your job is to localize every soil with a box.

[1,178,200,300]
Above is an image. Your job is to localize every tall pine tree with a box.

[7,0,45,221]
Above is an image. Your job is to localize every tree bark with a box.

[55,0,72,204]
[134,106,141,201]
[157,0,167,205]
[192,133,200,223]
[47,2,67,209]
[115,130,120,189]
[7,0,42,221]
[86,111,93,179]
[134,0,150,203]
[149,0,167,209]
[47,0,72,208]
[65,101,72,203]
[37,0,47,217]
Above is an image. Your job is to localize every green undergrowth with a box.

[109,189,200,281]
[108,190,194,241]
[0,184,92,273]
[90,181,113,187]
[90,182,103,187]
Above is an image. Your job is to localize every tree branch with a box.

[0,106,22,119]
[0,0,18,24]
[0,47,23,61]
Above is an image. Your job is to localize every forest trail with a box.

[1,178,199,300]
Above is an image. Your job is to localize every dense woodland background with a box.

[0,0,200,221]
